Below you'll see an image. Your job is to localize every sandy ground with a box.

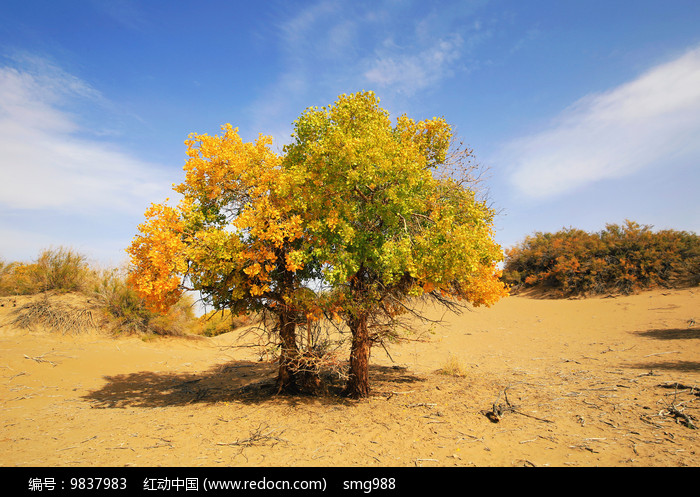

[1,288,698,468]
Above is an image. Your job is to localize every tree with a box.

[284,92,508,398]
[128,92,508,399]
[127,125,322,393]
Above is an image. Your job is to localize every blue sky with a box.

[1,0,699,268]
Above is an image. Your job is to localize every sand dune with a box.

[1,288,698,467]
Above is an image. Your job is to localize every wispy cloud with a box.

[361,4,491,98]
[248,0,483,143]
[247,0,371,145]
[502,44,700,200]
[0,56,172,214]
[363,33,464,96]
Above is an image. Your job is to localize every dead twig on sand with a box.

[657,384,698,430]
[216,423,288,448]
[511,410,554,424]
[483,385,554,424]
[57,435,98,452]
[658,382,699,397]
[384,390,415,400]
[456,431,485,444]
[24,353,58,366]
[144,437,173,449]
[638,370,660,377]
[643,351,680,358]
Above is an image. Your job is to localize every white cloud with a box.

[503,44,700,199]
[0,59,172,214]
[363,34,464,96]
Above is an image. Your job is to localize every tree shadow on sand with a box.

[635,328,700,340]
[622,325,700,373]
[625,360,700,373]
[81,361,424,409]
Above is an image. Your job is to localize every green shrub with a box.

[91,267,150,333]
[503,220,700,296]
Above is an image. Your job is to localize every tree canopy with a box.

[127,91,508,398]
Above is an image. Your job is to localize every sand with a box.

[1,288,698,467]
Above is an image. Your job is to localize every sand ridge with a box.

[1,288,698,467]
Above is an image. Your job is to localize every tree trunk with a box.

[275,305,322,395]
[276,307,299,394]
[343,312,371,398]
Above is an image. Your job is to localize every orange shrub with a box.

[503,220,700,296]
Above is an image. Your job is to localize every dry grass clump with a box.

[435,355,469,377]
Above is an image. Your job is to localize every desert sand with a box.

[1,288,698,468]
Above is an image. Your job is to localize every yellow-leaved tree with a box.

[128,91,508,398]
[127,125,322,393]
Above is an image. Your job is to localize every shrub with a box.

[0,260,20,295]
[0,247,90,295]
[35,247,91,293]
[196,309,257,337]
[92,267,197,336]
[503,220,700,296]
